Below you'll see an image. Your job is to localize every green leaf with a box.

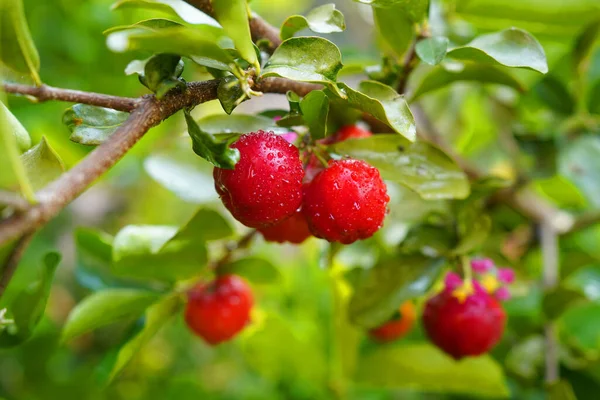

[373,6,414,58]
[106,25,234,71]
[505,335,544,380]
[0,0,41,84]
[531,175,587,209]
[139,53,185,99]
[212,0,259,70]
[219,257,280,284]
[400,224,455,257]
[548,381,578,400]
[447,28,548,74]
[217,75,247,114]
[20,137,65,191]
[573,18,600,73]
[112,208,231,281]
[262,37,344,97]
[63,104,130,146]
[415,36,449,66]
[0,252,60,347]
[332,81,416,141]
[107,293,183,382]
[195,113,282,135]
[411,64,526,100]
[111,0,220,26]
[355,0,428,22]
[532,76,575,115]
[61,289,161,342]
[453,212,491,255]
[348,256,444,328]
[357,343,510,398]
[275,91,304,127]
[559,302,600,356]
[543,286,586,321]
[185,110,240,169]
[0,99,34,199]
[280,4,345,41]
[559,136,600,208]
[330,135,470,200]
[0,101,30,151]
[300,90,329,140]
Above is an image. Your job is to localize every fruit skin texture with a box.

[422,276,506,360]
[369,301,416,342]
[258,209,312,244]
[185,275,253,345]
[213,131,304,228]
[303,159,389,244]
[326,125,372,144]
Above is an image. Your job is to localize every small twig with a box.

[0,190,30,212]
[214,230,257,270]
[540,222,560,384]
[397,39,420,95]
[3,83,140,112]
[0,231,35,299]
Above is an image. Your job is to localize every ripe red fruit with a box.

[213,131,304,228]
[326,125,372,144]
[369,301,416,343]
[422,277,506,360]
[185,275,253,345]
[258,209,312,244]
[302,159,389,244]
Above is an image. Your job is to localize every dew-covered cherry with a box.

[258,209,312,244]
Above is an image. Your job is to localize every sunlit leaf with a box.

[373,6,414,58]
[353,0,428,22]
[0,99,33,198]
[280,4,345,40]
[415,36,449,66]
[0,100,30,151]
[111,0,220,26]
[212,0,259,70]
[63,104,129,146]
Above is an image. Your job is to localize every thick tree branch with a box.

[0,190,29,212]
[3,83,140,112]
[0,231,35,298]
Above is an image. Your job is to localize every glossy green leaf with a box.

[0,101,30,151]
[63,104,129,146]
[62,289,161,342]
[330,135,470,200]
[415,36,449,66]
[0,99,33,198]
[20,137,65,191]
[354,0,428,22]
[0,252,60,347]
[185,110,240,169]
[219,257,280,284]
[137,53,185,99]
[348,256,444,328]
[543,286,586,321]
[447,28,548,74]
[111,0,220,26]
[106,25,234,71]
[333,81,416,141]
[217,75,247,114]
[300,90,329,140]
[559,302,600,355]
[262,37,344,96]
[0,0,41,84]
[411,64,526,100]
[280,4,345,40]
[212,0,259,70]
[112,207,231,281]
[559,136,600,208]
[108,293,183,382]
[373,6,414,58]
[357,343,510,397]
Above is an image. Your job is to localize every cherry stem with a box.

[461,256,473,287]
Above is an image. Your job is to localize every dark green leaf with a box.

[543,286,586,320]
[111,0,219,26]
[573,18,600,72]
[219,257,280,284]
[559,136,600,208]
[332,81,416,141]
[212,0,259,70]
[185,110,240,169]
[453,214,491,255]
[138,53,185,99]
[354,0,428,22]
[107,293,183,382]
[280,4,345,40]
[411,64,525,100]
[330,135,470,200]
[348,256,444,328]
[63,104,129,146]
[0,0,41,84]
[262,37,344,97]
[217,75,248,114]
[300,90,329,140]
[276,91,304,127]
[415,36,449,66]
[400,224,455,257]
[0,252,60,347]
[357,343,509,397]
[20,137,65,191]
[61,289,161,342]
[373,6,414,58]
[532,76,575,115]
[447,28,548,74]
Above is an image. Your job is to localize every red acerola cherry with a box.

[184,275,253,345]
[213,131,304,228]
[258,209,312,244]
[369,301,416,343]
[302,159,389,244]
[326,125,372,144]
[422,277,506,360]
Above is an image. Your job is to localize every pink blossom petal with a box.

[495,286,511,301]
[444,272,463,291]
[471,258,494,273]
[281,132,299,144]
[497,268,515,284]
[273,116,282,121]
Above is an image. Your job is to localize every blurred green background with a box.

[2,0,600,399]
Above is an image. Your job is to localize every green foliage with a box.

[373,6,414,58]
[219,257,280,284]
[136,53,185,98]
[280,4,345,41]
[63,104,129,146]
[20,137,65,191]
[415,36,449,66]
[185,110,241,169]
[300,90,329,140]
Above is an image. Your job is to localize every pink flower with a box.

[494,286,511,301]
[497,268,515,284]
[471,258,494,273]
[444,272,463,291]
[280,131,298,144]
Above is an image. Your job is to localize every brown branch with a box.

[0,190,29,212]
[3,83,140,112]
[0,231,35,298]
[397,40,419,95]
